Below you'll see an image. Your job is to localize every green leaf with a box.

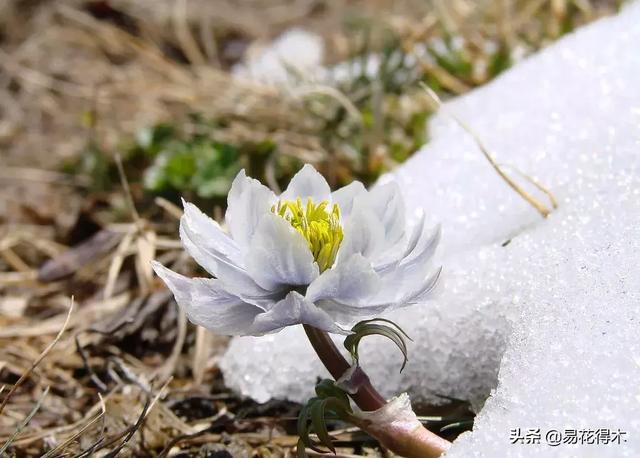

[297,401,313,447]
[297,381,355,456]
[296,438,308,458]
[488,45,512,78]
[135,124,177,155]
[314,380,350,408]
[310,400,335,453]
[297,399,329,453]
[191,141,241,197]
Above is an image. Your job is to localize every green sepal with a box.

[344,318,412,372]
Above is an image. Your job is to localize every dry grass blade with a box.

[0,386,50,455]
[154,311,187,384]
[0,47,92,97]
[0,166,89,187]
[114,153,143,229]
[40,405,106,458]
[157,410,231,458]
[0,293,128,339]
[110,410,147,455]
[173,0,206,65]
[103,228,135,300]
[414,56,472,94]
[498,163,558,210]
[75,332,109,391]
[100,379,171,457]
[192,325,212,385]
[304,452,364,458]
[154,197,183,220]
[421,84,557,218]
[67,394,108,458]
[99,398,152,458]
[1,247,31,272]
[0,297,75,416]
[135,230,157,295]
[291,85,363,125]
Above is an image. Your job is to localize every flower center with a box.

[272,198,343,272]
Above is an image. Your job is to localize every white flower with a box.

[152,164,441,336]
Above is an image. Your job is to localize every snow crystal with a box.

[221,2,640,455]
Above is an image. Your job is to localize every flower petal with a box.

[280,164,331,202]
[245,213,319,290]
[318,266,441,325]
[374,210,425,274]
[331,180,366,219]
[306,254,380,304]
[226,169,277,249]
[396,224,441,272]
[374,265,442,308]
[152,261,263,335]
[179,217,278,300]
[337,206,385,261]
[365,225,441,308]
[248,291,347,335]
[182,199,243,265]
[313,225,441,321]
[366,182,406,247]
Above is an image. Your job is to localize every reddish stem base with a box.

[302,325,451,458]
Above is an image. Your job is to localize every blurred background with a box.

[0,0,624,456]
[1,0,623,221]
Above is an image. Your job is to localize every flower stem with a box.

[302,325,451,457]
[303,324,385,411]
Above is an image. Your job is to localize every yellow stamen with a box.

[272,198,343,272]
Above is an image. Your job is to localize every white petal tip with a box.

[150,261,176,282]
[150,260,164,274]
